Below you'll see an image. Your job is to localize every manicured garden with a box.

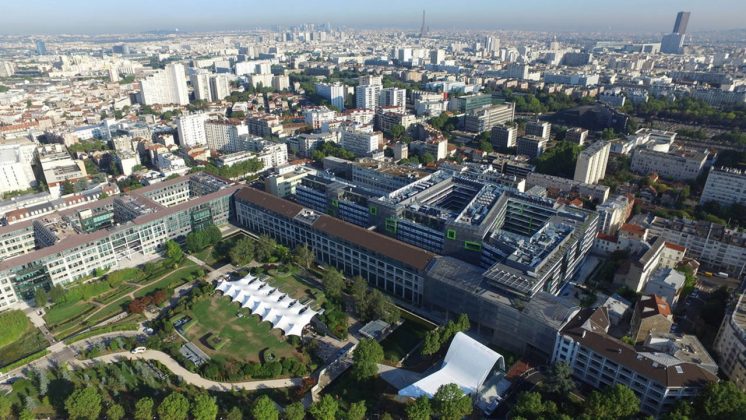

[191,232,246,268]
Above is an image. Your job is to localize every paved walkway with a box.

[70,350,303,391]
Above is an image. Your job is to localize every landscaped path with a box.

[70,350,304,391]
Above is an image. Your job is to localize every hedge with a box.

[63,323,139,345]
[0,349,50,372]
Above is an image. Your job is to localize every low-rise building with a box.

[516,135,548,158]
[630,148,708,181]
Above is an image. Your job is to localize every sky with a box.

[2,0,744,35]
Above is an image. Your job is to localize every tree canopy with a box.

[157,392,190,420]
[64,387,102,420]
[351,338,385,381]
[191,394,218,420]
[251,395,279,420]
[433,383,473,420]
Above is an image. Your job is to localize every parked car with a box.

[131,347,147,354]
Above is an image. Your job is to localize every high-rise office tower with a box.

[673,11,691,34]
[35,40,47,55]
[661,11,691,54]
[139,63,190,106]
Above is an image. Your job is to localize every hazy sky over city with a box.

[2,0,744,35]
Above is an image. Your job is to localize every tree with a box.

[361,289,400,324]
[64,387,102,420]
[0,395,11,419]
[421,329,441,356]
[226,407,244,420]
[455,313,470,332]
[283,402,306,420]
[107,403,125,420]
[309,395,338,420]
[50,284,65,303]
[348,401,367,420]
[251,395,279,420]
[352,338,384,381]
[391,124,405,139]
[405,396,432,420]
[192,394,218,420]
[34,287,47,307]
[165,240,184,264]
[584,384,639,419]
[696,381,746,419]
[513,391,558,419]
[157,392,190,420]
[350,275,368,312]
[322,267,345,300]
[544,362,575,395]
[255,234,277,262]
[433,383,472,420]
[135,397,154,420]
[534,141,582,178]
[230,237,255,266]
[293,244,314,269]
[421,152,435,165]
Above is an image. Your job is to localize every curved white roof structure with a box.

[216,274,318,337]
[399,332,504,398]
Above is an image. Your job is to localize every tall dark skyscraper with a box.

[672,11,690,34]
[420,10,426,38]
[35,40,47,55]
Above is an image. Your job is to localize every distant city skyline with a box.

[1,0,745,35]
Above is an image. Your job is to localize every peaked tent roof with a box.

[216,275,318,337]
[399,332,504,398]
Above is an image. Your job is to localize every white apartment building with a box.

[209,74,231,101]
[139,63,189,106]
[596,194,634,235]
[204,120,249,152]
[516,135,547,159]
[553,307,718,416]
[176,113,209,148]
[574,141,610,184]
[190,72,212,101]
[700,167,746,206]
[116,151,141,176]
[265,165,317,197]
[154,152,188,175]
[714,293,746,392]
[36,144,88,198]
[490,125,517,150]
[355,84,382,110]
[0,138,37,194]
[525,120,551,139]
[379,87,406,112]
[248,73,274,89]
[341,125,382,156]
[630,148,708,181]
[272,75,290,91]
[303,107,337,130]
[315,82,345,110]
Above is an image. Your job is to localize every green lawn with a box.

[0,326,48,368]
[185,296,304,364]
[86,297,130,325]
[380,317,435,363]
[265,269,326,309]
[44,301,96,327]
[95,283,136,305]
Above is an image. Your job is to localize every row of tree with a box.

[421,314,470,356]
[185,224,222,253]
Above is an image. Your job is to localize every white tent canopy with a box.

[399,332,505,398]
[216,274,318,337]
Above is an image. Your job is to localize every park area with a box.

[182,294,307,365]
[42,258,204,340]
